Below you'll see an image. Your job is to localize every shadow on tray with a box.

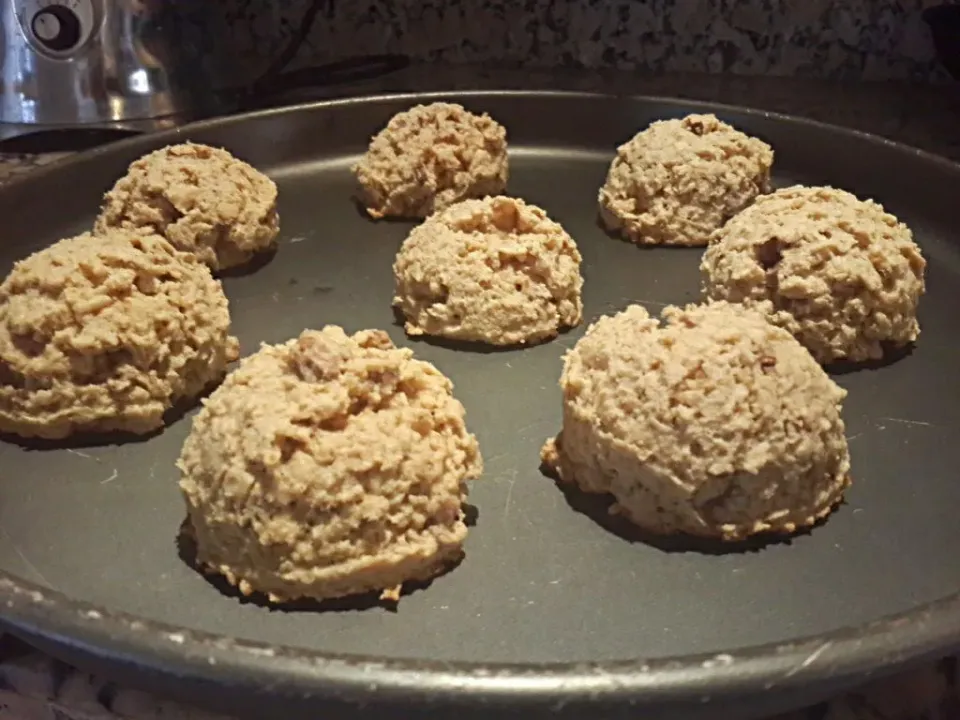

[539,459,835,555]
[175,504,478,613]
[351,198,421,225]
[824,342,915,376]
[214,246,279,280]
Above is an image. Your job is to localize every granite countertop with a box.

[0,66,958,720]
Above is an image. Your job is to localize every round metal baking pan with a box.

[1,92,959,720]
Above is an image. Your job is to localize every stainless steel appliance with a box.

[0,0,227,139]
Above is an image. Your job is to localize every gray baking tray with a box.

[1,92,959,720]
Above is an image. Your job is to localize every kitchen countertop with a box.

[0,65,958,720]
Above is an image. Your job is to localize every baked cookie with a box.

[542,301,851,541]
[701,185,926,364]
[599,114,773,246]
[393,196,583,346]
[178,326,483,603]
[95,142,279,271]
[0,230,238,440]
[353,102,508,219]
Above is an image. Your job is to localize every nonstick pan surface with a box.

[1,92,960,720]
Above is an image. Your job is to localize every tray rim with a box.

[1,89,960,714]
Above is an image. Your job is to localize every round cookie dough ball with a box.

[541,301,851,540]
[178,326,483,603]
[353,102,509,219]
[393,196,583,346]
[0,230,239,440]
[701,185,926,364]
[598,114,774,246]
[95,142,279,272]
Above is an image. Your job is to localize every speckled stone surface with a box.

[207,0,955,87]
[0,66,959,719]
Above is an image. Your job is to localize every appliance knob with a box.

[30,4,83,53]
